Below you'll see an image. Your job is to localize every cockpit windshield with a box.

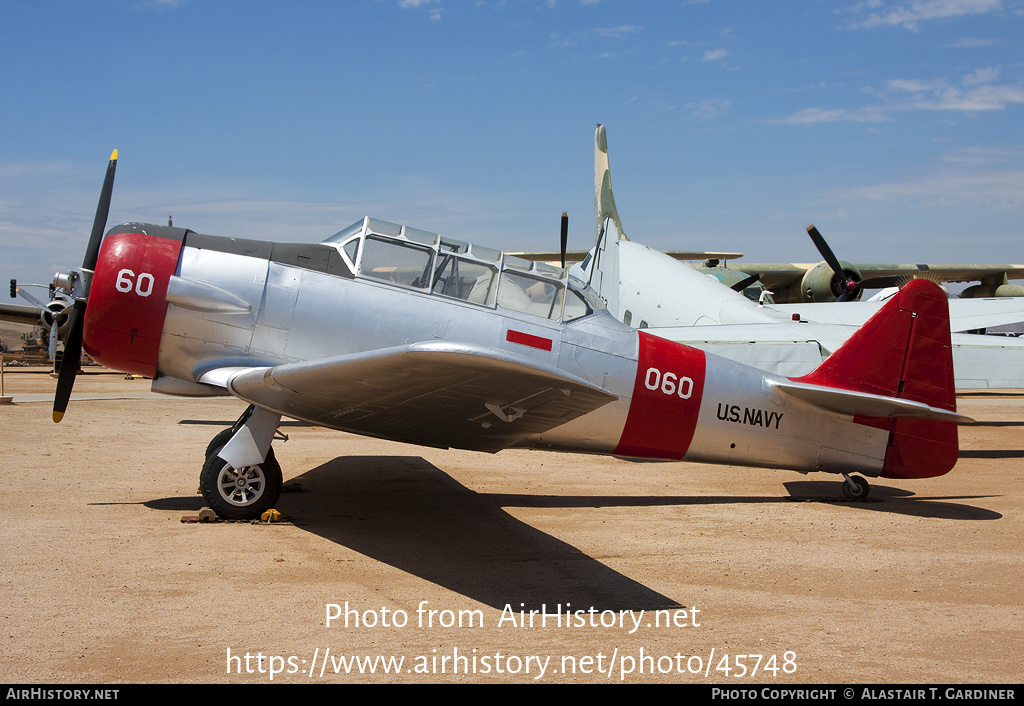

[323,217,602,322]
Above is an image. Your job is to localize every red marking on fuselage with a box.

[83,231,182,377]
[506,329,553,351]
[613,332,707,460]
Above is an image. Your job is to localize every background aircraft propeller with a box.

[806,224,903,301]
[52,149,117,423]
[559,213,568,269]
[806,224,861,301]
[730,272,762,293]
[8,282,73,360]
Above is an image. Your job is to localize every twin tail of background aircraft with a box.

[7,150,973,520]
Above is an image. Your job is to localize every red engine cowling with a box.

[82,229,183,377]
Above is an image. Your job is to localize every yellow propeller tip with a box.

[52,411,64,423]
[110,149,118,161]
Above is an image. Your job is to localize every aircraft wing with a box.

[721,264,806,292]
[0,302,42,326]
[511,250,744,264]
[770,298,1024,332]
[199,341,617,453]
[721,263,1024,286]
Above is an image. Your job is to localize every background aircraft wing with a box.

[200,341,617,453]
[835,264,1024,283]
[771,297,1024,331]
[649,320,1024,389]
[511,249,744,264]
[0,302,44,326]
[717,263,1024,282]
[719,263,1024,302]
[723,264,806,293]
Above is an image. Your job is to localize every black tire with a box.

[200,444,283,520]
[205,428,236,461]
[842,475,870,501]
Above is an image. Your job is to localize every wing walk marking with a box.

[506,329,553,351]
[483,402,527,424]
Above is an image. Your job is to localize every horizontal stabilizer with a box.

[770,379,973,423]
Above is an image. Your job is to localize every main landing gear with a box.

[199,407,284,520]
[841,473,870,501]
[200,443,282,520]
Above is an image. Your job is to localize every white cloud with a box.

[765,106,891,124]
[132,0,186,10]
[399,0,442,19]
[688,98,732,121]
[839,168,1024,210]
[940,145,1024,166]
[886,68,1024,111]
[770,66,1024,123]
[952,36,1003,47]
[846,0,1003,31]
[702,48,728,62]
[590,25,643,38]
[827,145,1024,211]
[962,66,1000,85]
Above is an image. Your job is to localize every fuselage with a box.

[80,218,932,481]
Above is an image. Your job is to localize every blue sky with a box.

[2,0,1022,292]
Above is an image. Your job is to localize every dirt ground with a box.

[1,368,1021,684]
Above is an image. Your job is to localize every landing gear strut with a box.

[841,473,870,500]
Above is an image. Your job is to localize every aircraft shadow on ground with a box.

[280,456,682,612]
[277,457,1002,608]
[957,449,1024,458]
[142,457,1001,608]
[782,481,1002,520]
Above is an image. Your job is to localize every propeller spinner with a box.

[52,149,117,422]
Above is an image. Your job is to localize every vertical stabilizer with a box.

[793,279,959,478]
[595,124,627,244]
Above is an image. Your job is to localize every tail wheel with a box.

[200,445,282,520]
[842,475,870,501]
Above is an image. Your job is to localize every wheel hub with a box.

[218,465,265,506]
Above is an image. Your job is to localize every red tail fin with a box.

[793,279,958,478]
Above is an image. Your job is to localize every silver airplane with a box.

[42,151,969,520]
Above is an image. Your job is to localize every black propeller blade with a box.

[560,213,568,269]
[806,224,860,302]
[52,300,85,422]
[730,272,762,293]
[53,149,117,423]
